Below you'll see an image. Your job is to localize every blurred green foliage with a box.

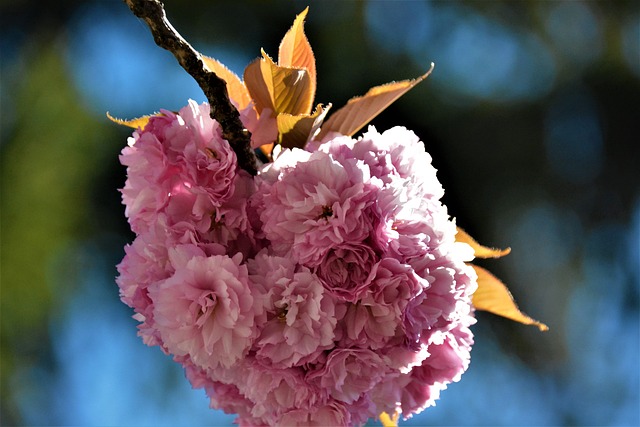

[1,42,117,423]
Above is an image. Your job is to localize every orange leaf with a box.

[277,103,331,149]
[244,52,313,117]
[471,265,548,331]
[456,227,511,258]
[278,7,316,105]
[244,56,274,115]
[106,112,159,129]
[317,64,434,139]
[201,55,252,111]
[379,411,400,427]
[257,142,275,160]
[266,53,313,116]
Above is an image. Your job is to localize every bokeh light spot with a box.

[544,87,603,185]
[365,2,556,103]
[65,3,248,118]
[544,1,603,70]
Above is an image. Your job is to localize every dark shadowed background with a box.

[1,0,638,425]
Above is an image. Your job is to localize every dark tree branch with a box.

[124,0,258,175]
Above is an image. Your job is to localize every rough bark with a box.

[124,0,258,175]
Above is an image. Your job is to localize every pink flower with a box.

[319,126,443,206]
[374,184,454,264]
[149,249,264,370]
[367,372,410,417]
[169,101,237,199]
[314,243,378,302]
[120,100,238,242]
[406,249,477,340]
[119,121,170,235]
[206,170,258,257]
[117,108,481,424]
[249,252,337,367]
[116,231,171,347]
[182,359,258,423]
[258,149,379,265]
[207,382,257,422]
[340,258,424,349]
[338,126,442,198]
[239,105,278,148]
[279,401,352,427]
[398,325,474,417]
[307,348,386,404]
[243,363,325,424]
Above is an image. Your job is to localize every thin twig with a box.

[124,0,258,175]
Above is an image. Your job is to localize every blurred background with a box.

[1,0,638,425]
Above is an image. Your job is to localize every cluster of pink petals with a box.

[117,100,477,426]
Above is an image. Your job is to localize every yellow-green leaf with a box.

[277,103,330,149]
[472,265,549,331]
[278,7,316,105]
[106,112,158,129]
[317,64,434,139]
[456,227,511,258]
[201,55,252,111]
[244,52,313,117]
[379,411,400,427]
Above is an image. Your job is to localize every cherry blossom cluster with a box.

[117,100,478,426]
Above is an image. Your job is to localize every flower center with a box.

[275,301,289,322]
[204,147,219,159]
[317,204,333,220]
[209,210,224,230]
[195,292,217,327]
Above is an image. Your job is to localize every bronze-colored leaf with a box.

[106,112,159,129]
[278,7,316,105]
[245,52,314,117]
[277,103,331,149]
[456,227,511,258]
[244,52,314,117]
[266,54,313,116]
[201,55,252,111]
[244,55,275,115]
[471,265,549,331]
[317,64,434,139]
